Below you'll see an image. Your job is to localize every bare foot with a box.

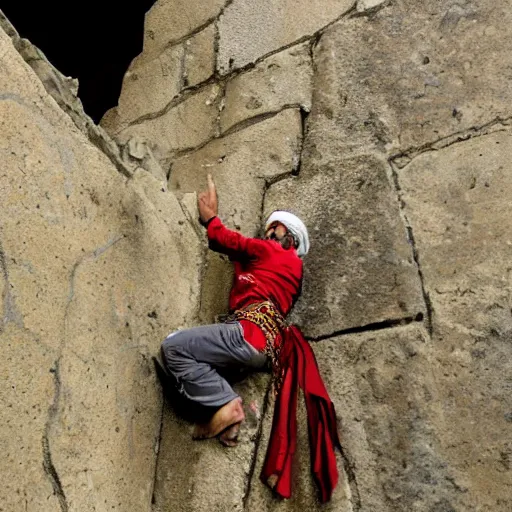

[218,422,241,447]
[193,398,244,440]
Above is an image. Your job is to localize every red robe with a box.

[207,217,341,502]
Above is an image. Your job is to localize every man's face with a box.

[264,221,288,241]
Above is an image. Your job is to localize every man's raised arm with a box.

[197,174,267,260]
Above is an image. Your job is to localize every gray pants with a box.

[161,322,267,409]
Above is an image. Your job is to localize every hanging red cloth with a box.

[260,325,341,503]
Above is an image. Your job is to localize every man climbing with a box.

[160,174,340,502]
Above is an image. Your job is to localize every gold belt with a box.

[226,301,287,388]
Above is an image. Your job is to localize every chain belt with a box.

[225,301,287,389]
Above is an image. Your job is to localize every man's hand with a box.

[198,173,218,224]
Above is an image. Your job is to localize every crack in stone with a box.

[178,37,188,90]
[150,399,165,507]
[0,239,24,329]
[258,172,298,231]
[388,161,434,337]
[151,18,218,61]
[65,235,125,328]
[222,104,302,137]
[122,2,357,133]
[170,105,303,163]
[176,197,204,242]
[339,446,362,511]
[293,107,310,176]
[42,359,68,512]
[214,81,226,137]
[242,379,273,511]
[349,0,391,19]
[0,240,9,326]
[308,313,424,342]
[391,116,512,169]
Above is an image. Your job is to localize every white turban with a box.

[265,211,310,257]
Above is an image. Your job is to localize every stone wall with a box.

[0,17,202,512]
[2,0,512,510]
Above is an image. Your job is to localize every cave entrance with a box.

[1,0,156,123]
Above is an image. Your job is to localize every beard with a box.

[265,232,295,250]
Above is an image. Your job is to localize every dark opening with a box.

[1,0,156,123]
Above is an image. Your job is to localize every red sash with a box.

[260,325,341,502]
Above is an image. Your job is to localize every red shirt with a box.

[207,217,303,351]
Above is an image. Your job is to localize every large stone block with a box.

[153,372,271,512]
[170,109,303,322]
[102,22,217,135]
[184,23,216,88]
[427,324,512,511]
[264,154,424,338]
[143,0,224,62]
[221,42,312,133]
[217,0,354,73]
[0,26,201,511]
[102,44,184,132]
[114,84,221,166]
[398,131,512,338]
[0,328,60,512]
[311,325,465,511]
[397,132,512,510]
[305,0,512,168]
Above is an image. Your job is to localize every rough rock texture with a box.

[311,325,463,512]
[105,44,184,130]
[264,154,425,338]
[221,42,313,133]
[153,373,271,512]
[114,84,221,166]
[4,0,512,510]
[0,22,201,512]
[304,0,512,168]
[217,0,354,73]
[397,131,512,509]
[183,24,216,88]
[142,0,224,62]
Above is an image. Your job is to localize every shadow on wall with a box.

[1,0,156,122]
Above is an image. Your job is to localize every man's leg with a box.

[161,322,266,439]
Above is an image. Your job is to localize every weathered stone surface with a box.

[1,328,60,512]
[221,42,312,133]
[264,154,424,338]
[0,25,201,512]
[0,11,140,179]
[143,0,224,62]
[305,0,512,167]
[4,0,512,510]
[310,325,465,512]
[102,44,184,132]
[217,0,353,73]
[399,131,512,338]
[170,109,302,322]
[184,23,216,88]
[122,136,168,184]
[356,0,387,12]
[397,132,512,510]
[115,84,221,166]
[153,372,271,512]
[427,324,512,511]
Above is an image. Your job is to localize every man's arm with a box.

[207,217,268,259]
[198,174,267,259]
